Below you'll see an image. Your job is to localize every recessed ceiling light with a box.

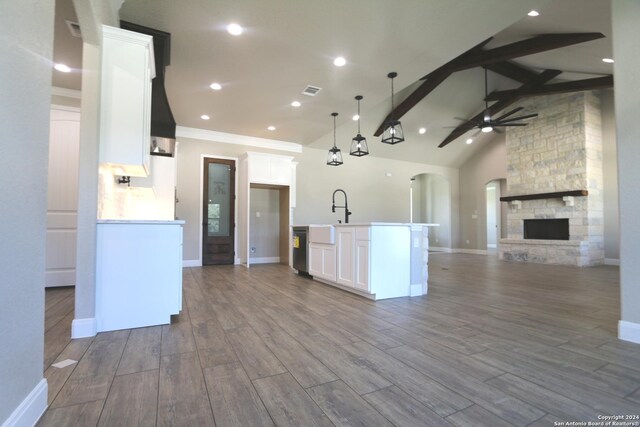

[267,126,276,131]
[209,82,222,90]
[291,101,301,107]
[466,138,473,144]
[418,128,426,134]
[54,63,71,73]
[352,114,359,121]
[333,56,346,67]
[227,23,243,36]
[528,10,539,17]
[602,58,614,63]
[201,115,210,120]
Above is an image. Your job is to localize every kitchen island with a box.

[300,223,438,300]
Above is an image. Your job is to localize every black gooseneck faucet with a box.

[331,189,352,224]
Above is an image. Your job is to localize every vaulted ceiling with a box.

[52,0,613,167]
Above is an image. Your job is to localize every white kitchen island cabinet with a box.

[307,223,438,300]
[96,220,184,332]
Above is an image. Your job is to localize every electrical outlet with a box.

[250,247,256,253]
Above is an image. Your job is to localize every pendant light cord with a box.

[390,77,395,118]
[357,98,361,134]
[333,114,337,148]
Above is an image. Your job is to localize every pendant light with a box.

[327,112,343,166]
[350,95,369,157]
[381,72,405,145]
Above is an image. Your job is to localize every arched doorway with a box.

[411,173,452,251]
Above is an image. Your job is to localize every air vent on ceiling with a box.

[302,85,322,97]
[66,20,82,38]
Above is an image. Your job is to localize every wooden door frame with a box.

[199,154,238,266]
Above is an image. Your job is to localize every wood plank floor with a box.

[39,254,640,426]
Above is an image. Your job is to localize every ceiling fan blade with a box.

[497,113,539,123]
[453,117,470,122]
[494,107,523,122]
[472,129,481,137]
[495,123,528,127]
[494,128,503,134]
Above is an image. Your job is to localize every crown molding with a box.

[176,126,302,153]
[51,86,81,99]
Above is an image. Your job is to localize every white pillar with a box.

[71,0,121,338]
[612,0,640,343]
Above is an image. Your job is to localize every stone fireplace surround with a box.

[499,92,604,266]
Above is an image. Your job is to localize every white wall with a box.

[0,0,53,423]
[458,135,508,250]
[412,173,452,249]
[249,188,280,260]
[176,137,459,262]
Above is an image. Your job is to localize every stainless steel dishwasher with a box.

[292,226,310,276]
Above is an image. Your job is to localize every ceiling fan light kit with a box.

[350,95,369,157]
[381,72,405,145]
[327,112,344,166]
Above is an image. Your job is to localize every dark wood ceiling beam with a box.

[374,33,604,137]
[456,33,605,71]
[484,61,539,83]
[485,75,613,101]
[374,38,494,137]
[439,69,561,148]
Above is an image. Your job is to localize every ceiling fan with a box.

[452,68,538,135]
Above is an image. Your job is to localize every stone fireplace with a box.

[499,91,604,266]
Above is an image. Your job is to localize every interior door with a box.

[203,158,235,265]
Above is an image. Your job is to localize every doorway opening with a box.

[410,173,452,251]
[485,179,507,254]
[249,184,290,265]
[203,158,236,265]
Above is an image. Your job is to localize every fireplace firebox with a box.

[524,218,569,240]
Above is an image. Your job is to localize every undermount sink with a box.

[309,225,335,244]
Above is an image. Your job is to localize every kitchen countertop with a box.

[292,222,439,227]
[97,219,186,225]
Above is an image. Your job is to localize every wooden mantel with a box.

[500,190,588,202]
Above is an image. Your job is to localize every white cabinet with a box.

[246,152,294,185]
[309,243,336,282]
[354,239,370,291]
[96,220,184,332]
[337,227,355,287]
[99,25,155,177]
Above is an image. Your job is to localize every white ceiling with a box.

[52,0,612,168]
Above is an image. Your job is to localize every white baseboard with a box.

[429,246,452,253]
[453,248,488,255]
[249,257,281,264]
[1,379,48,427]
[604,258,620,266]
[182,259,201,267]
[72,317,97,339]
[619,320,640,344]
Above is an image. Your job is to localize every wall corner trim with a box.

[182,259,202,267]
[618,320,640,344]
[176,126,303,153]
[71,317,97,339]
[1,378,48,427]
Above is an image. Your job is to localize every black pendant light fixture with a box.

[350,95,369,157]
[327,112,343,166]
[381,72,405,145]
